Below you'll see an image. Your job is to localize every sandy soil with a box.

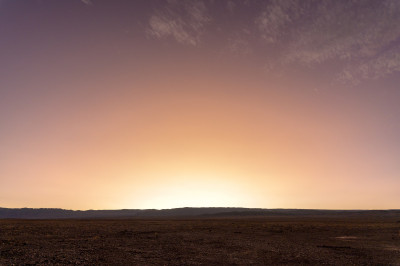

[1,217,399,265]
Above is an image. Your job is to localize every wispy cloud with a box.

[147,0,211,46]
[145,0,400,84]
[255,0,305,44]
[226,29,253,56]
[255,0,400,84]
[81,0,93,6]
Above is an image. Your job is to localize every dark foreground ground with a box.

[1,217,399,265]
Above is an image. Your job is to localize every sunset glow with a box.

[1,0,400,210]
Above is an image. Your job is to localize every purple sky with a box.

[1,0,399,209]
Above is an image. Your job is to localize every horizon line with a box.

[1,207,399,212]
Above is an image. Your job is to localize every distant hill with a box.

[0,207,399,219]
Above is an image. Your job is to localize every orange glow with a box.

[1,1,399,210]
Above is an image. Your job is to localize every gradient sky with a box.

[1,0,400,210]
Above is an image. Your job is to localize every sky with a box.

[1,0,400,210]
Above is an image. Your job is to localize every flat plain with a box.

[1,216,399,265]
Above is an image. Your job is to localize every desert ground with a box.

[1,217,399,265]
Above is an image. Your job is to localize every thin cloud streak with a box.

[81,0,93,6]
[145,0,400,84]
[255,0,400,84]
[147,0,211,46]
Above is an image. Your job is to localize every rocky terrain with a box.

[1,216,399,265]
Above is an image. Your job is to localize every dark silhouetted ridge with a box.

[0,207,399,219]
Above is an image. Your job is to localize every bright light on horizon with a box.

[117,172,261,210]
[1,1,399,210]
